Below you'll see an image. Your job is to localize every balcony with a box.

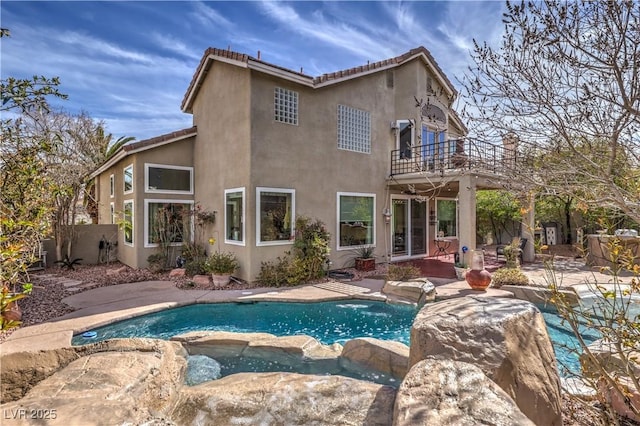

[390,139,517,177]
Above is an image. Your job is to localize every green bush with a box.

[490,267,529,288]
[387,264,421,281]
[257,216,331,286]
[185,258,207,276]
[147,253,167,273]
[205,251,239,274]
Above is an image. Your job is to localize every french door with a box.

[391,196,428,259]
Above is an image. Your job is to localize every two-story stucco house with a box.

[91,46,512,282]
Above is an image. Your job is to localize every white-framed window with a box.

[144,199,194,248]
[110,202,115,224]
[123,200,134,246]
[337,104,371,154]
[257,187,295,246]
[436,198,457,238]
[145,163,193,194]
[123,164,133,194]
[337,192,375,250]
[109,174,114,198]
[225,187,245,245]
[274,87,298,125]
[396,120,415,159]
[422,125,448,164]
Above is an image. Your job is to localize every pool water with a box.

[72,300,595,376]
[73,301,416,346]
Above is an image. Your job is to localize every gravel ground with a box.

[1,262,637,425]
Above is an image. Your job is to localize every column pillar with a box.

[521,192,536,262]
[457,174,476,266]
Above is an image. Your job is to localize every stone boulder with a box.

[341,337,410,379]
[409,296,562,426]
[171,372,396,425]
[394,358,534,426]
[0,339,187,424]
[383,278,436,305]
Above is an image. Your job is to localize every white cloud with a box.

[149,32,201,61]
[190,1,234,29]
[257,1,397,63]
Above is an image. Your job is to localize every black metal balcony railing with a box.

[390,138,517,177]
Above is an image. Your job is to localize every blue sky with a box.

[1,1,505,141]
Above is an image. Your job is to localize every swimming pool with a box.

[72,300,595,375]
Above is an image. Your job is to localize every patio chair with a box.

[496,237,527,264]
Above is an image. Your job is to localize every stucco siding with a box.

[191,60,252,274]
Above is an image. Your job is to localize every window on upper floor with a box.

[257,188,295,246]
[274,87,298,125]
[396,120,415,159]
[123,165,133,194]
[225,188,245,245]
[337,105,371,154]
[109,174,114,198]
[337,192,375,249]
[421,125,447,163]
[145,164,193,194]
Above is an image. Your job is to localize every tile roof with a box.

[123,126,197,152]
[181,46,457,112]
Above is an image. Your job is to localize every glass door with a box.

[411,199,427,255]
[391,196,428,258]
[392,198,408,256]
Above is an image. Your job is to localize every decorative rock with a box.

[393,358,534,426]
[106,265,128,275]
[169,268,186,277]
[341,337,410,379]
[171,372,396,426]
[383,278,436,304]
[409,296,562,426]
[0,339,187,423]
[192,274,210,286]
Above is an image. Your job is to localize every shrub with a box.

[387,264,421,281]
[147,253,167,273]
[205,251,239,274]
[185,258,207,276]
[257,216,331,286]
[490,267,529,288]
[257,256,293,287]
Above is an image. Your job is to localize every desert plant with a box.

[490,267,529,288]
[54,255,83,270]
[146,253,167,273]
[205,251,239,275]
[387,264,421,281]
[546,237,640,424]
[354,245,374,259]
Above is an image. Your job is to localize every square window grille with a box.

[337,104,371,154]
[274,87,298,125]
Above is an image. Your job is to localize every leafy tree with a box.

[461,1,640,224]
[0,29,66,329]
[476,190,522,244]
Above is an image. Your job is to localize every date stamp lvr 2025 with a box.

[3,408,58,421]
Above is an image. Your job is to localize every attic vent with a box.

[386,70,394,89]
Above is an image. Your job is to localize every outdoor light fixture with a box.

[382,208,392,224]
